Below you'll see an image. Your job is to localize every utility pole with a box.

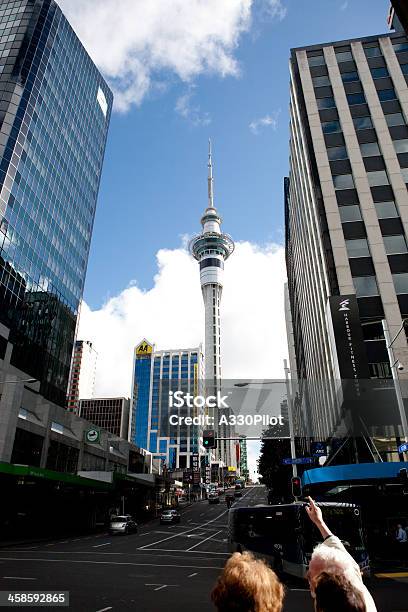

[382,319,408,447]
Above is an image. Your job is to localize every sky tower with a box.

[190,142,235,466]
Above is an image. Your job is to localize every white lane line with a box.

[0,557,223,570]
[186,530,222,552]
[93,543,111,548]
[138,510,227,550]
[95,607,112,612]
[188,573,198,578]
[59,541,69,544]
[3,576,37,580]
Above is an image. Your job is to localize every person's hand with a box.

[305,496,323,526]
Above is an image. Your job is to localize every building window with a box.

[367,170,389,186]
[341,71,359,83]
[336,51,353,62]
[346,238,370,258]
[383,234,408,254]
[347,93,366,105]
[339,205,362,222]
[322,120,342,134]
[394,139,408,154]
[360,142,380,157]
[385,113,406,127]
[401,167,408,184]
[353,276,379,297]
[393,42,408,53]
[353,116,373,130]
[327,145,348,161]
[333,174,355,190]
[317,97,336,110]
[369,362,391,378]
[374,201,399,219]
[378,89,397,102]
[308,55,325,66]
[400,64,408,75]
[364,46,382,58]
[370,67,389,79]
[51,422,64,434]
[312,75,330,87]
[393,273,408,294]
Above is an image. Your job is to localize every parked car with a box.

[109,515,137,535]
[160,509,181,524]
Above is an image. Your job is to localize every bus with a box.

[228,502,369,579]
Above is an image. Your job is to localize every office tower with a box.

[389,1,408,35]
[79,397,130,439]
[189,143,235,467]
[238,435,249,480]
[130,339,205,469]
[66,340,97,412]
[286,31,408,451]
[0,0,112,405]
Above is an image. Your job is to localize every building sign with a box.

[327,295,370,380]
[85,428,100,444]
[192,453,200,484]
[183,469,193,484]
[136,340,153,356]
[227,466,236,472]
[311,442,327,457]
[205,465,211,484]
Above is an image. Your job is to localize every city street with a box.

[0,486,406,611]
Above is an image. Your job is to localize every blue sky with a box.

[69,0,390,309]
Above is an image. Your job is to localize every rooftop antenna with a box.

[208,139,214,208]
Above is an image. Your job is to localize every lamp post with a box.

[382,318,408,446]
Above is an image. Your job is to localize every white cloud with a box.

[79,241,287,396]
[175,86,211,127]
[78,241,288,474]
[249,110,280,135]
[57,0,286,112]
[340,1,348,10]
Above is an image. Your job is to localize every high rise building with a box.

[130,339,205,469]
[189,143,235,467]
[79,397,130,439]
[286,31,408,453]
[238,435,249,480]
[66,340,97,412]
[0,0,112,406]
[389,1,408,35]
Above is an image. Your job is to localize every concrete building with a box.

[286,30,408,458]
[0,0,112,407]
[79,397,130,439]
[130,339,205,469]
[239,435,249,480]
[67,341,97,413]
[189,143,235,467]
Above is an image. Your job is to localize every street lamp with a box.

[382,318,408,445]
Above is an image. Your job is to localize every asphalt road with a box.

[0,486,406,611]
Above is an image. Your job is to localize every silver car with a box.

[160,509,181,524]
[109,515,137,535]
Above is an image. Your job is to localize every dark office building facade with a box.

[79,397,130,440]
[0,0,112,405]
[286,31,408,455]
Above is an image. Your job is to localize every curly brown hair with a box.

[211,552,285,612]
[315,572,366,612]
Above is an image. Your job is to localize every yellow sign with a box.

[136,340,153,356]
[228,466,236,472]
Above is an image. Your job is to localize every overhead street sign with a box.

[282,457,314,465]
[398,442,408,454]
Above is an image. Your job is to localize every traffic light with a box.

[203,429,217,449]
[291,476,302,498]
[399,468,408,495]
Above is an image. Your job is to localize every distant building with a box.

[79,397,130,439]
[0,0,112,406]
[130,339,205,469]
[66,341,97,413]
[239,435,249,480]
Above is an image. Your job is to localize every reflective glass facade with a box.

[0,0,112,404]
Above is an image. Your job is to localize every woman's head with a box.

[314,572,366,612]
[211,551,284,612]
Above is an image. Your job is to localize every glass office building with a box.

[0,0,112,405]
[130,339,205,469]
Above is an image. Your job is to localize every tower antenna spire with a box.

[208,138,214,208]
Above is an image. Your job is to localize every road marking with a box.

[186,530,223,552]
[59,541,69,544]
[375,572,408,578]
[95,607,112,612]
[93,543,111,548]
[45,543,55,547]
[0,557,223,570]
[188,572,198,578]
[133,548,230,555]
[138,510,227,550]
[146,583,179,591]
[3,576,36,580]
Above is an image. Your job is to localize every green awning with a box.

[0,462,113,491]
